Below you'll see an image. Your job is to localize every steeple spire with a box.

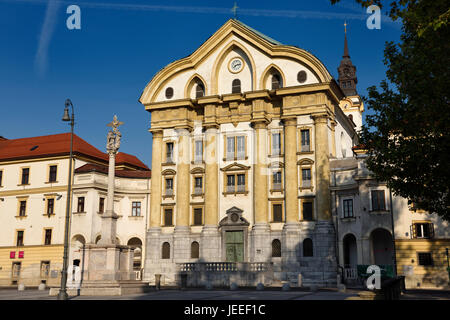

[343,21,350,58]
[337,21,357,96]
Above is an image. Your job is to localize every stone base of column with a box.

[174,226,190,262]
[201,225,221,262]
[250,223,271,262]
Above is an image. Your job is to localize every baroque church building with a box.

[139,19,364,287]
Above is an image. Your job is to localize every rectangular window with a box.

[227,174,235,193]
[132,201,141,217]
[49,165,57,182]
[273,171,282,190]
[164,208,173,226]
[273,204,282,222]
[19,201,26,216]
[193,208,203,226]
[16,231,24,246]
[227,137,235,160]
[40,261,50,278]
[237,174,245,192]
[0,170,3,186]
[194,177,203,195]
[12,262,21,278]
[21,168,29,185]
[195,140,203,163]
[301,130,310,152]
[99,197,105,213]
[301,168,311,188]
[418,252,433,266]
[302,202,313,221]
[272,133,281,155]
[166,142,174,163]
[165,178,173,196]
[371,190,386,211]
[236,136,245,160]
[413,223,434,239]
[44,229,52,245]
[47,198,54,215]
[77,197,85,213]
[343,199,354,218]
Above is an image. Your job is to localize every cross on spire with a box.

[344,20,347,34]
[231,1,239,19]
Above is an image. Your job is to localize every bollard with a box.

[282,283,290,291]
[230,282,238,291]
[18,284,25,291]
[38,283,46,291]
[256,283,264,291]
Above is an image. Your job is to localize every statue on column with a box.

[106,115,123,154]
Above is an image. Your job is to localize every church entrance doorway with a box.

[225,230,244,262]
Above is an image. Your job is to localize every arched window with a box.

[303,238,313,257]
[272,239,281,257]
[162,242,170,259]
[271,74,281,89]
[191,241,199,259]
[232,79,241,94]
[195,83,205,98]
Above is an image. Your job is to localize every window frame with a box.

[301,199,314,221]
[16,230,24,247]
[20,167,30,185]
[224,134,247,161]
[192,206,203,226]
[162,206,174,227]
[342,198,354,218]
[165,142,175,164]
[417,252,433,266]
[0,169,3,187]
[271,239,282,258]
[77,196,85,213]
[271,202,283,223]
[231,79,241,94]
[131,201,142,217]
[47,164,58,183]
[370,189,387,212]
[44,228,52,245]
[269,131,283,157]
[299,128,312,153]
[46,197,55,216]
[99,197,105,214]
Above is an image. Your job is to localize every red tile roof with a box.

[0,133,149,171]
[75,163,151,179]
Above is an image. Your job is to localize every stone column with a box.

[174,128,191,263]
[149,130,163,228]
[99,116,123,245]
[251,120,270,262]
[201,125,221,261]
[283,117,299,224]
[313,114,331,221]
[175,128,191,230]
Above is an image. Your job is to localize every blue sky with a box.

[0,0,402,168]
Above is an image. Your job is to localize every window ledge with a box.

[162,225,174,227]
[297,151,314,155]
[161,162,176,166]
[43,214,56,217]
[268,154,284,158]
[17,184,30,186]
[15,215,27,219]
[191,161,205,165]
[299,186,314,191]
[73,212,87,215]
[341,217,356,222]
[44,181,59,184]
[191,193,205,198]
[270,189,284,194]
[369,210,390,214]
[222,191,249,196]
[223,157,248,162]
[162,195,175,200]
[128,215,143,218]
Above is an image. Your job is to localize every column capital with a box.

[311,113,329,124]
[150,129,163,138]
[281,117,297,126]
[251,119,268,129]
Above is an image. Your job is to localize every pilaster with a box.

[150,130,163,228]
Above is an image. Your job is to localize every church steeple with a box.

[338,22,357,96]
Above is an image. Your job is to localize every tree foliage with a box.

[331,0,450,220]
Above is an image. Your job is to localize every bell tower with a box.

[338,22,357,96]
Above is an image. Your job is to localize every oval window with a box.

[297,71,307,83]
[165,87,174,99]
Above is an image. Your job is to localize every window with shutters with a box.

[302,201,314,221]
[371,190,386,211]
[194,140,203,163]
[163,208,173,226]
[417,252,433,266]
[21,168,30,185]
[191,241,199,259]
[272,239,281,257]
[412,222,434,239]
[166,142,174,163]
[162,242,170,259]
[48,165,57,182]
[46,198,54,215]
[272,133,281,155]
[272,203,283,222]
[300,129,311,152]
[303,238,313,257]
[44,229,52,245]
[193,207,203,226]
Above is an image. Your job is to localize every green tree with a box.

[331,0,450,220]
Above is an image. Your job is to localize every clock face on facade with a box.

[229,57,244,73]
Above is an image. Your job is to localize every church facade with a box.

[139,19,362,287]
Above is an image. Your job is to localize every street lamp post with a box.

[57,99,75,300]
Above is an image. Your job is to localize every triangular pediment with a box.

[220,162,250,172]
